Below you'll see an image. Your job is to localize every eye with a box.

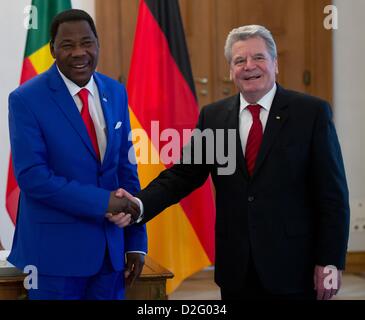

[254,55,265,61]
[61,43,73,50]
[233,58,245,66]
[82,40,94,47]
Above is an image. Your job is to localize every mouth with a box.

[70,62,90,71]
[244,75,261,81]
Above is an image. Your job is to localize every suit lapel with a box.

[47,64,98,160]
[94,73,114,167]
[224,94,249,179]
[252,84,290,177]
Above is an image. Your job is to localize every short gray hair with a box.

[224,25,277,63]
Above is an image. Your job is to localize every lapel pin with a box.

[276,116,281,120]
[102,97,108,102]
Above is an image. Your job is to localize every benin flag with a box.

[128,0,216,293]
[6,0,71,224]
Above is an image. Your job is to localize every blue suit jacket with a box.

[8,63,147,277]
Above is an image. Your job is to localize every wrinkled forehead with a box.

[231,38,273,62]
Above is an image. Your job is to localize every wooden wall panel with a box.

[95,0,122,81]
[95,0,333,104]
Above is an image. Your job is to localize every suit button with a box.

[248,196,255,202]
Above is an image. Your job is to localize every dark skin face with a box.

[50,20,99,87]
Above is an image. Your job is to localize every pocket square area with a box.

[114,121,122,129]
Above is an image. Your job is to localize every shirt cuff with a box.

[126,251,146,255]
[133,197,144,223]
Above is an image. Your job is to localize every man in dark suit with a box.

[112,25,350,300]
[8,9,147,300]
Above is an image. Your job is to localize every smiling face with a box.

[50,20,99,87]
[229,37,278,103]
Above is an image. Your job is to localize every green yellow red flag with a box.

[6,0,72,224]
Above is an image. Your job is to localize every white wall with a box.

[0,0,95,249]
[72,0,95,20]
[333,0,365,251]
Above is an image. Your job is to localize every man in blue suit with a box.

[8,9,147,300]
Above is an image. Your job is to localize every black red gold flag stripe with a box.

[127,0,215,293]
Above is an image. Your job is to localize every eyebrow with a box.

[80,36,94,40]
[233,56,245,61]
[59,36,94,43]
[232,52,266,61]
[59,39,73,44]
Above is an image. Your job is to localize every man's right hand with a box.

[106,189,141,227]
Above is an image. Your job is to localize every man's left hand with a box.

[314,265,342,300]
[124,252,145,287]
[105,212,132,228]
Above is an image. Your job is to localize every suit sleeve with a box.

[8,91,110,222]
[311,102,350,269]
[117,86,147,252]
[137,107,211,223]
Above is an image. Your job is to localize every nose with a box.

[244,57,256,70]
[71,44,87,57]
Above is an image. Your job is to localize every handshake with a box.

[105,188,142,228]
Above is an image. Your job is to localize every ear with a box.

[50,42,56,59]
[274,58,279,74]
[229,68,233,81]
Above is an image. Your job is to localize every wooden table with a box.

[0,274,27,300]
[126,255,174,300]
[0,255,173,300]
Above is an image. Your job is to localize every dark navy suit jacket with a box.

[137,84,349,294]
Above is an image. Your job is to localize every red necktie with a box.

[245,104,263,176]
[78,88,100,160]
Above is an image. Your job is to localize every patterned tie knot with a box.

[247,104,261,120]
[78,88,89,107]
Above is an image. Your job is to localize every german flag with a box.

[6,0,71,224]
[127,0,216,293]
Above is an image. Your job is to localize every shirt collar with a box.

[240,83,277,113]
[56,65,95,98]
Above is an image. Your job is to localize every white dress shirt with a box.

[239,83,277,155]
[57,67,107,162]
